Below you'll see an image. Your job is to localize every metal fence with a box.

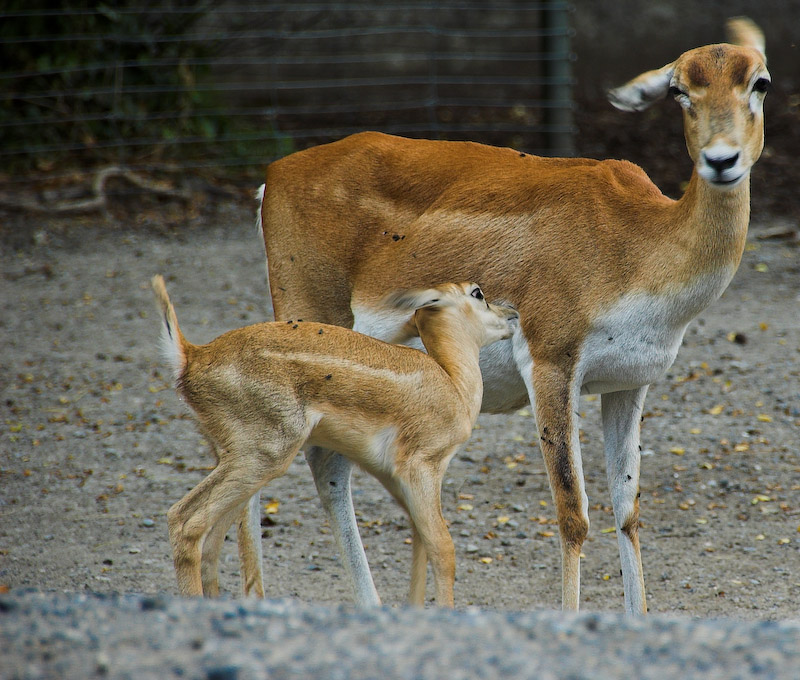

[0,2,574,208]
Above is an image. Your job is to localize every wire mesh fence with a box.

[0,1,574,211]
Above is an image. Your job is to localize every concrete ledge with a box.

[2,591,799,679]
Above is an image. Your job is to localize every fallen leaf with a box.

[756,414,773,423]
[777,538,790,545]
[457,504,474,512]
[264,500,280,514]
[156,457,173,465]
[479,557,493,564]
[708,405,724,415]
[600,527,616,534]
[754,263,769,272]
[670,446,685,456]
[538,530,555,538]
[497,516,510,524]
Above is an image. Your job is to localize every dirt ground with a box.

[1,198,799,620]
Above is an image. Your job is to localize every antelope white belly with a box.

[352,304,412,344]
[576,272,731,394]
[478,334,529,413]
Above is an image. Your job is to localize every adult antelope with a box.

[152,275,517,605]
[252,18,769,614]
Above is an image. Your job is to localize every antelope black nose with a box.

[704,151,739,174]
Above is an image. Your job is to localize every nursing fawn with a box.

[152,275,517,606]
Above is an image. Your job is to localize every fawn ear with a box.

[383,288,443,311]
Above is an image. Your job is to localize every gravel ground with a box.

[1,200,799,675]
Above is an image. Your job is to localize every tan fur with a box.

[152,275,517,606]
[256,19,768,614]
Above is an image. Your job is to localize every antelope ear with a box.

[608,62,675,112]
[726,17,766,61]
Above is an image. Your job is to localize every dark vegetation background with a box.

[1,1,798,232]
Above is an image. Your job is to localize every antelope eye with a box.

[753,77,771,94]
[470,287,484,300]
[668,85,686,98]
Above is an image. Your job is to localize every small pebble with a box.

[140,595,167,611]
[206,666,240,680]
[96,652,110,675]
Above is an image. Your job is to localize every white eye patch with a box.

[748,76,770,113]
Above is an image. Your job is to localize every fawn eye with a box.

[668,85,686,98]
[471,287,484,300]
[753,77,771,94]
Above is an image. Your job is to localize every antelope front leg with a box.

[531,362,588,611]
[306,446,382,606]
[601,387,648,615]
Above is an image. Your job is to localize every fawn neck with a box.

[416,312,484,421]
